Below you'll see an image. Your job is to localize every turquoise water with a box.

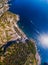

[9,0,48,64]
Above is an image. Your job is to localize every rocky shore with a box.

[0,11,21,47]
[0,0,41,65]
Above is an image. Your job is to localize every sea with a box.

[9,0,48,65]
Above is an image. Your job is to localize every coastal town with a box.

[0,0,41,65]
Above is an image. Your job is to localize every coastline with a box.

[16,17,41,65]
[0,0,41,64]
[0,10,41,65]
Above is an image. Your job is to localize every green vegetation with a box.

[0,40,37,65]
[0,0,39,65]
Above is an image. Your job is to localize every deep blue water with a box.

[9,0,48,64]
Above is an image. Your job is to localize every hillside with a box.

[0,11,41,65]
[0,11,19,47]
[0,39,38,65]
[0,0,40,65]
